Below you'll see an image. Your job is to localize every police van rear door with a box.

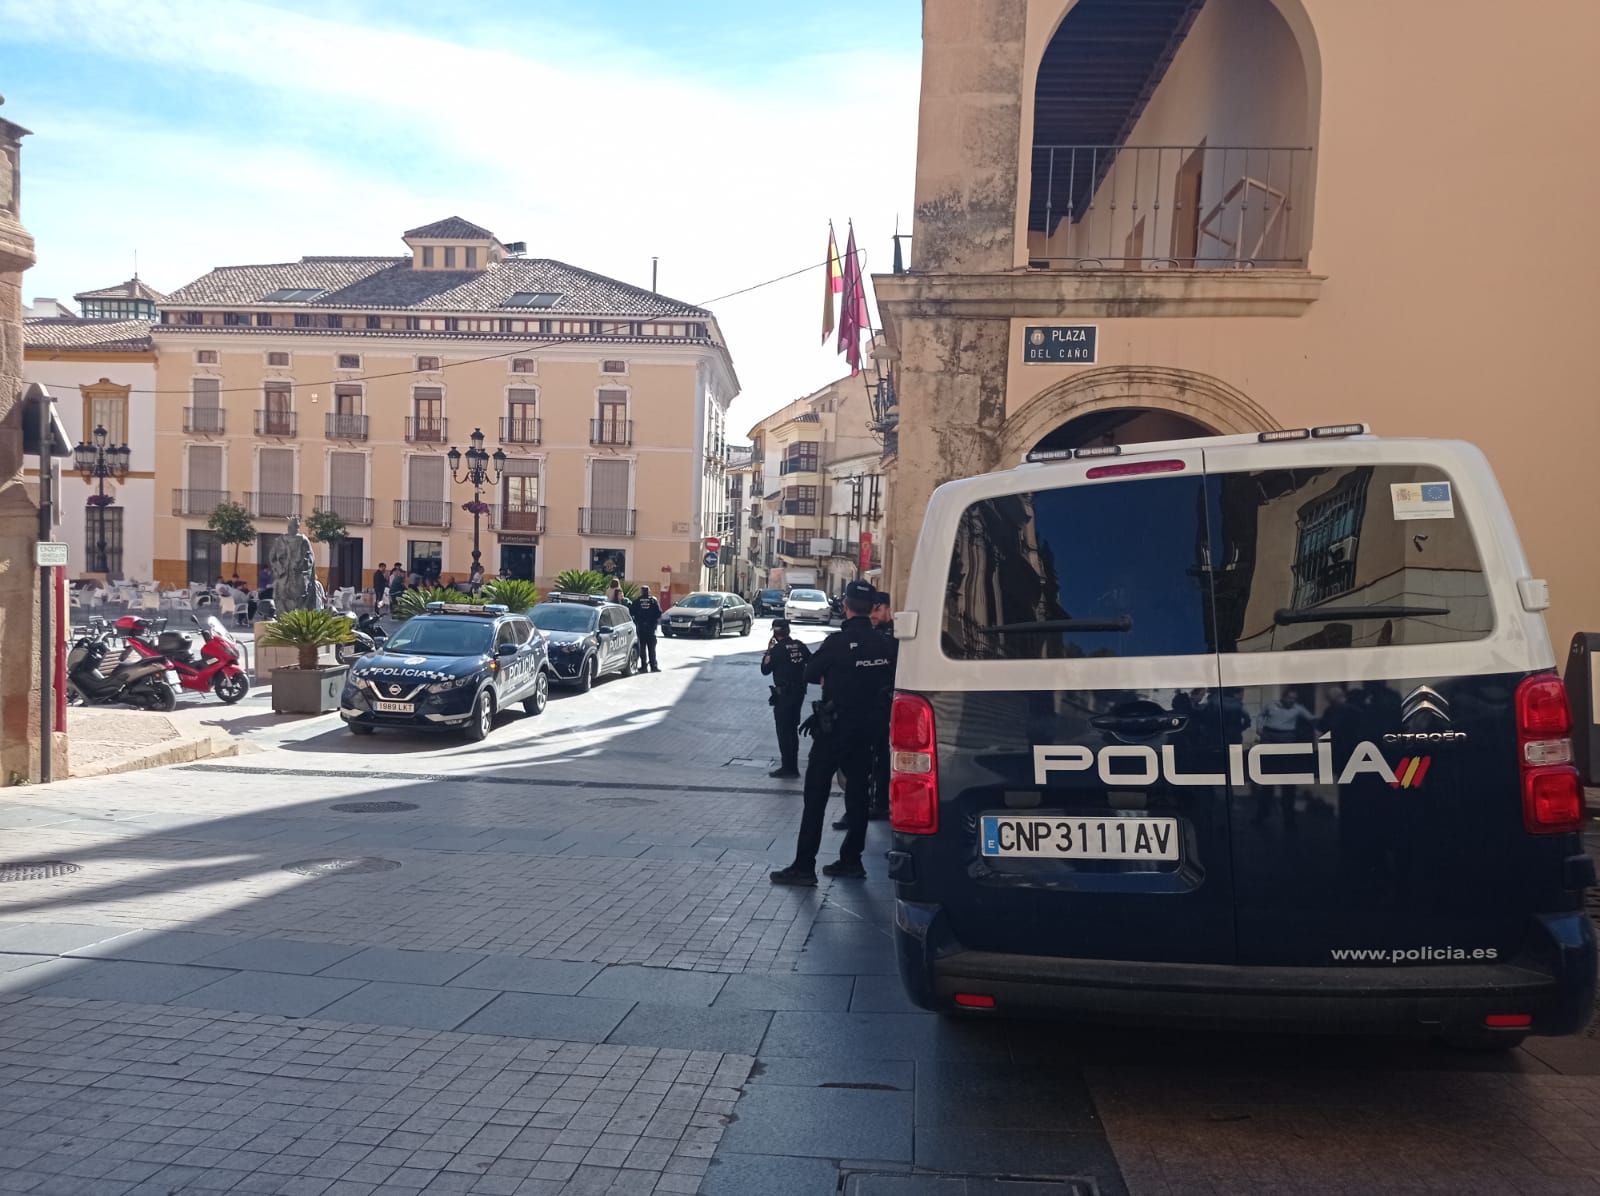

[929,447,1238,965]
[1202,439,1548,969]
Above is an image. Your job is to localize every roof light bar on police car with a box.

[1023,449,1074,463]
[1074,444,1123,459]
[1258,428,1312,443]
[1311,423,1369,439]
[423,601,508,615]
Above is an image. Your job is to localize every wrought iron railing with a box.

[314,495,373,525]
[499,417,542,445]
[590,419,633,447]
[325,413,368,440]
[406,417,447,443]
[579,507,636,536]
[491,503,546,533]
[183,408,225,434]
[254,410,297,437]
[395,499,451,528]
[247,492,301,518]
[171,489,229,516]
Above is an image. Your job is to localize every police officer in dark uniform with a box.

[761,618,811,779]
[771,581,895,886]
[629,585,663,673]
[835,589,897,828]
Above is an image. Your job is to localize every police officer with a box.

[771,581,895,886]
[761,618,811,779]
[834,589,897,828]
[630,585,663,673]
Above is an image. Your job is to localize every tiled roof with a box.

[24,317,154,352]
[73,277,167,303]
[403,217,496,241]
[163,256,708,318]
[148,325,712,346]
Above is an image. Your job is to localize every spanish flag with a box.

[821,223,844,343]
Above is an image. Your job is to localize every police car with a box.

[888,424,1596,1047]
[528,592,638,690]
[340,603,550,741]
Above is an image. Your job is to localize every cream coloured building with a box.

[151,218,738,596]
[876,0,1600,649]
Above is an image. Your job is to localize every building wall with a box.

[881,0,1600,650]
[151,334,729,595]
[23,354,156,580]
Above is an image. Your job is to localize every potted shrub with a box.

[258,608,354,713]
[481,578,539,613]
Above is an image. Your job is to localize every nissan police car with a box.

[528,592,639,690]
[887,424,1596,1047]
[340,603,550,741]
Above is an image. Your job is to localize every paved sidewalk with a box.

[66,708,238,779]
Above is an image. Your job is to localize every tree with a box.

[206,501,257,577]
[304,509,349,589]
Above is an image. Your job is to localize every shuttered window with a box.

[191,378,220,409]
[408,454,445,501]
[590,459,630,509]
[188,444,223,492]
[329,452,365,497]
[258,449,294,493]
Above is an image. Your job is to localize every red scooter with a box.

[116,614,251,704]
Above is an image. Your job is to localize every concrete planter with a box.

[271,664,347,714]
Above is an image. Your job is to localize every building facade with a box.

[876,0,1600,648]
[151,218,738,595]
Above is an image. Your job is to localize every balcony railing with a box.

[183,408,225,435]
[395,499,451,528]
[499,416,542,445]
[406,417,447,443]
[579,507,636,537]
[491,503,546,533]
[781,500,817,516]
[325,413,369,441]
[172,489,229,517]
[779,458,818,476]
[590,419,633,447]
[247,492,302,518]
[314,495,373,525]
[1029,144,1313,269]
[254,410,297,437]
[776,538,817,558]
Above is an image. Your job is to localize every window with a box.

[187,443,224,495]
[423,246,435,268]
[405,317,421,331]
[494,620,518,652]
[783,443,819,473]
[333,384,362,415]
[596,390,628,444]
[267,351,289,367]
[444,247,456,268]
[84,506,123,577]
[256,313,273,326]
[223,312,248,326]
[465,248,477,269]
[503,292,561,308]
[184,312,203,325]
[942,474,1213,661]
[783,485,817,516]
[84,387,128,447]
[337,354,361,370]
[329,451,366,500]
[558,320,591,335]
[408,454,446,502]
[601,359,626,374]
[196,350,218,365]
[262,288,325,303]
[506,389,538,442]
[511,358,535,373]
[262,382,293,436]
[256,447,296,516]
[443,317,460,331]
[416,356,438,372]
[294,314,313,327]
[366,316,381,330]
[498,319,513,334]
[326,315,343,329]
[597,323,632,337]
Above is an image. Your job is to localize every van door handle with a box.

[1089,713,1187,735]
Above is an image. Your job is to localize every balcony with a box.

[748,513,763,530]
[314,495,373,525]
[781,500,817,517]
[183,408,225,435]
[254,410,297,437]
[247,492,302,518]
[779,459,819,476]
[325,413,369,441]
[172,489,229,517]
[776,539,815,559]
[590,419,633,447]
[1029,144,1312,270]
[491,503,546,534]
[499,416,542,445]
[579,507,636,537]
[406,417,447,443]
[395,499,451,528]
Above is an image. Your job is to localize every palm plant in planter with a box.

[259,610,355,713]
[481,578,539,613]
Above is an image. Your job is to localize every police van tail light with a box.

[1515,673,1582,834]
[890,693,938,834]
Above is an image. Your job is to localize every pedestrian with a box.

[372,563,387,599]
[469,561,485,594]
[761,618,811,779]
[607,581,624,605]
[838,590,897,828]
[389,564,407,608]
[629,585,663,672]
[771,581,895,886]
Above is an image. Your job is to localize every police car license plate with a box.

[980,815,1179,861]
[374,700,414,714]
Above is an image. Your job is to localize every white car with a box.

[783,588,833,624]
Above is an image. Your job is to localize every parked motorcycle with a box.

[117,614,250,704]
[334,611,388,665]
[66,620,179,711]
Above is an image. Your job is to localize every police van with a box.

[888,425,1596,1046]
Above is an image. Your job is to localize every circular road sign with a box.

[703,551,719,568]
[704,536,721,552]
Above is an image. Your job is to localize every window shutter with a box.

[408,454,445,501]
[258,448,295,493]
[330,452,365,496]
[192,377,220,409]
[502,457,540,478]
[188,444,223,492]
[590,459,630,509]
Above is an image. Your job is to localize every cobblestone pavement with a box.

[2,623,1598,1195]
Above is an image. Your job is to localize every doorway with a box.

[500,544,535,581]
[186,530,223,585]
[332,537,364,592]
[407,540,442,582]
[256,532,280,588]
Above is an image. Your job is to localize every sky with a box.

[0,0,921,437]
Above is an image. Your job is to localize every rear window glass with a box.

[1210,464,1489,652]
[943,475,1213,660]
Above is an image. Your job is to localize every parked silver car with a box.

[661,592,754,638]
[783,587,833,625]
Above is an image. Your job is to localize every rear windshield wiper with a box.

[978,616,1134,634]
[1274,604,1448,626]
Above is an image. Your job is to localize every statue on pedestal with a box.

[269,515,317,612]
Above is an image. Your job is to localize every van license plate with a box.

[374,700,414,714]
[980,815,1179,861]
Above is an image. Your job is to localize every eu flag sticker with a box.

[981,817,1000,855]
[1391,481,1454,521]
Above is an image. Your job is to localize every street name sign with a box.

[1024,325,1098,364]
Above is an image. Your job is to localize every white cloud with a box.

[3,0,919,433]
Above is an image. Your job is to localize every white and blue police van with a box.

[887,425,1595,1046]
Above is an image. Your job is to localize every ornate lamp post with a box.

[447,427,506,578]
[72,424,131,573]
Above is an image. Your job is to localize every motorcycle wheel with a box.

[335,641,364,665]
[134,678,178,713]
[213,671,250,705]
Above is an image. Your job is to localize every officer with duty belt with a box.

[834,590,897,828]
[761,618,811,779]
[771,581,895,886]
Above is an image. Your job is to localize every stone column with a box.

[0,108,40,785]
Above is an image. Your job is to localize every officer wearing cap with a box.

[771,580,895,886]
[761,618,811,779]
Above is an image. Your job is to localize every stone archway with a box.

[996,365,1277,467]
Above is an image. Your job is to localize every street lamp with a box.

[447,427,506,578]
[72,423,131,573]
